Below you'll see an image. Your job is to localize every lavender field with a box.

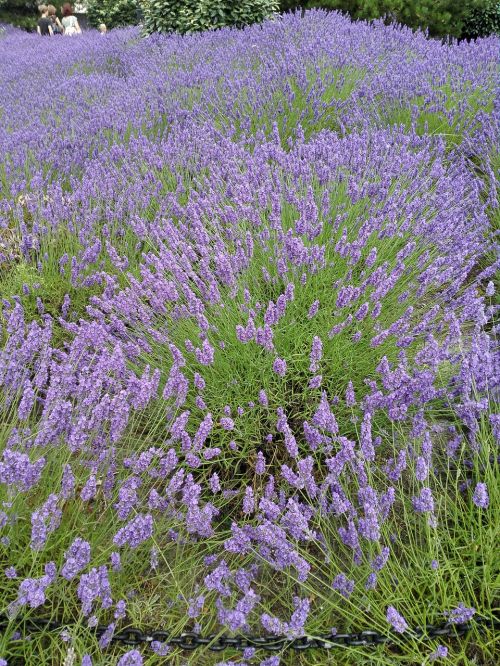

[0,10,499,666]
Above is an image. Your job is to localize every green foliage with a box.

[282,0,500,38]
[279,0,304,11]
[0,10,36,31]
[87,0,139,30]
[0,0,36,31]
[0,0,36,10]
[0,0,66,32]
[140,0,279,35]
[463,0,500,38]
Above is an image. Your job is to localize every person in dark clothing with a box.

[37,5,53,36]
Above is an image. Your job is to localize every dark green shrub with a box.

[0,0,35,10]
[279,0,305,11]
[0,0,66,32]
[0,0,36,31]
[0,10,36,31]
[140,0,279,35]
[287,1,498,38]
[87,0,139,30]
[462,0,500,38]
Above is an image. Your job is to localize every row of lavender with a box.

[0,11,499,665]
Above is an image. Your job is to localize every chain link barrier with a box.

[1,614,499,652]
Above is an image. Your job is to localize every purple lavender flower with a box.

[272,358,287,377]
[113,514,153,549]
[255,451,266,475]
[114,599,127,620]
[220,417,235,431]
[365,573,377,590]
[371,546,390,571]
[195,339,215,365]
[210,473,221,493]
[77,566,112,616]
[490,414,500,442]
[243,486,255,515]
[61,538,91,580]
[98,622,116,649]
[110,552,121,572]
[287,596,310,637]
[430,645,448,660]
[259,658,280,666]
[151,641,171,655]
[345,381,356,406]
[307,300,319,319]
[30,494,62,551]
[188,594,205,618]
[444,603,475,624]
[386,606,408,633]
[412,487,434,513]
[312,392,338,434]
[472,483,489,509]
[60,464,75,499]
[309,336,322,373]
[16,562,56,609]
[309,375,322,389]
[0,450,45,492]
[194,372,206,391]
[360,411,375,460]
[18,379,34,420]
[80,475,97,502]
[333,573,355,599]
[117,651,143,666]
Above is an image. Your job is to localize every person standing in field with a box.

[37,5,53,36]
[98,23,107,35]
[61,3,81,35]
[47,5,64,35]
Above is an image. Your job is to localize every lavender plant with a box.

[0,9,498,666]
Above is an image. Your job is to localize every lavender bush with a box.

[0,10,498,666]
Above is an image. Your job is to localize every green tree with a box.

[139,0,279,35]
[292,0,500,38]
[462,0,500,38]
[87,0,139,30]
[0,0,66,31]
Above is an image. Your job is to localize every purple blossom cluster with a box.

[0,9,498,662]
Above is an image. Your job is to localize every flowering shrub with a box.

[0,10,498,665]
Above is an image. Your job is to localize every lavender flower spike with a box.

[386,606,409,633]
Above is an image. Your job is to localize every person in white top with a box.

[61,3,81,35]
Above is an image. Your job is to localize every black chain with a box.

[1,614,499,652]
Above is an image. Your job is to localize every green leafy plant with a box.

[462,0,500,38]
[0,0,66,32]
[288,1,499,38]
[87,0,139,30]
[140,0,279,35]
